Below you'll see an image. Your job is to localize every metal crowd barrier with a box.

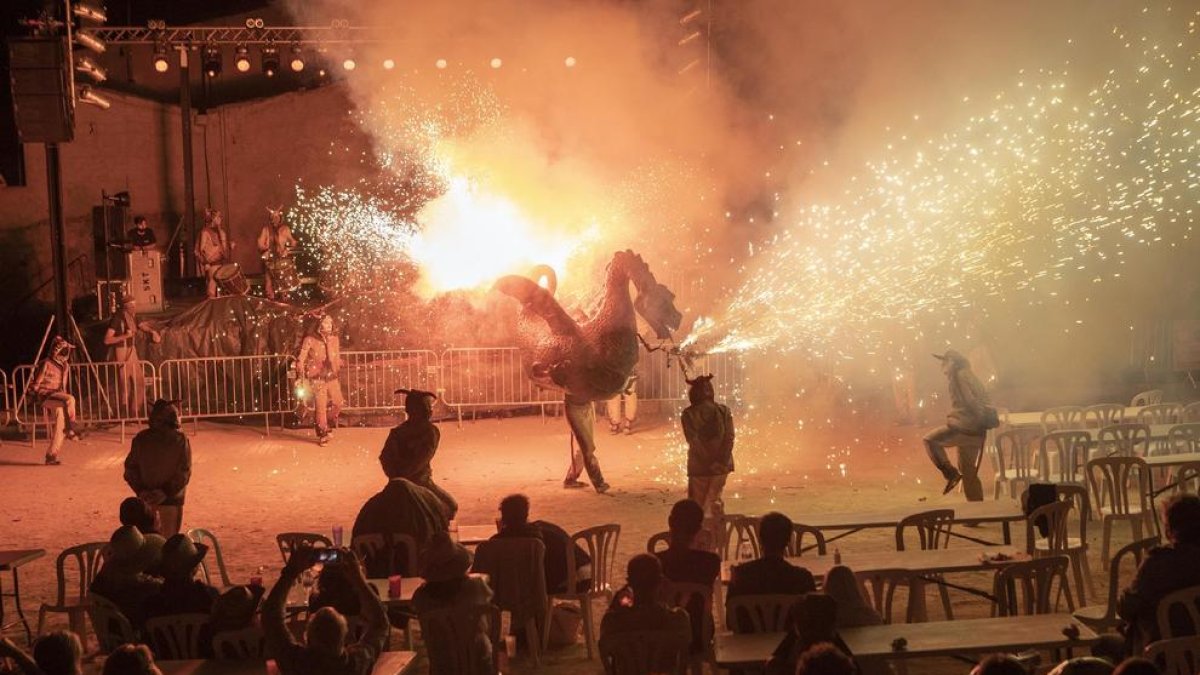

[158,355,294,426]
[0,368,10,425]
[638,348,746,404]
[10,360,158,426]
[440,347,562,420]
[340,350,441,413]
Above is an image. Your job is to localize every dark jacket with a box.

[1118,542,1200,646]
[379,419,440,482]
[656,545,721,652]
[90,570,163,630]
[728,557,817,600]
[682,400,735,477]
[945,363,992,433]
[124,428,192,506]
[492,521,591,595]
[351,479,448,576]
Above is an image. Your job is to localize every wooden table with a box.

[367,573,490,607]
[455,524,495,546]
[90,652,417,674]
[1006,406,1151,428]
[1143,451,1200,468]
[792,499,1025,546]
[714,614,1097,668]
[0,549,45,643]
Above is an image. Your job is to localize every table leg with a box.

[1002,521,1012,545]
[11,569,32,644]
[907,575,929,623]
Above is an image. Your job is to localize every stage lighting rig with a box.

[78,85,110,109]
[262,44,280,76]
[153,41,169,72]
[290,44,305,72]
[202,44,222,77]
[75,54,106,82]
[234,44,251,72]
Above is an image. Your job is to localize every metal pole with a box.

[45,143,70,339]
[179,46,196,276]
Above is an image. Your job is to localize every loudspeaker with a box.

[8,37,73,143]
[93,204,128,278]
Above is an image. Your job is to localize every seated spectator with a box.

[823,566,882,628]
[101,644,162,675]
[1118,494,1200,648]
[598,554,690,670]
[1046,657,1114,675]
[145,534,220,620]
[490,494,591,594]
[310,562,383,618]
[351,477,448,577]
[1112,658,1160,675]
[971,654,1029,675]
[119,497,159,535]
[655,499,720,651]
[209,585,264,635]
[767,594,854,675]
[729,512,816,599]
[412,533,494,673]
[263,548,388,675]
[796,642,857,675]
[0,631,83,675]
[90,526,164,630]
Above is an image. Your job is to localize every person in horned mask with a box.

[196,209,233,299]
[379,388,458,520]
[29,336,83,464]
[295,314,343,446]
[257,205,298,301]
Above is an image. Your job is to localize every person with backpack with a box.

[924,349,999,501]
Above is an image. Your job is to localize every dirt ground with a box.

[0,407,1132,674]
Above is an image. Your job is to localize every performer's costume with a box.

[295,321,342,444]
[196,211,231,299]
[682,375,735,529]
[924,349,998,502]
[379,389,458,520]
[606,374,638,434]
[105,297,148,419]
[257,207,297,301]
[29,336,81,464]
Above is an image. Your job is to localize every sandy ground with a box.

[0,408,1132,674]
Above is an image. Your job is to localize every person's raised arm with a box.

[339,549,388,650]
[263,547,313,655]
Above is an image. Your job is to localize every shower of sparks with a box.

[689,7,1200,363]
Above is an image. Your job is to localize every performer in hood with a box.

[379,388,457,520]
[924,349,999,501]
[295,314,343,446]
[29,336,83,464]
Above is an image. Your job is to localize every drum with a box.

[267,256,301,292]
[214,263,249,295]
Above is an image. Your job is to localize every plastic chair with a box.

[1050,485,1095,604]
[1041,406,1085,432]
[1097,424,1152,458]
[1143,636,1200,675]
[599,628,690,675]
[993,428,1041,499]
[721,515,761,561]
[895,509,955,620]
[787,524,827,556]
[1039,431,1092,485]
[544,524,621,660]
[1176,463,1200,494]
[1024,499,1090,605]
[474,537,547,665]
[212,625,267,659]
[418,603,502,675]
[660,581,714,674]
[1138,403,1181,425]
[145,613,211,659]
[37,541,107,639]
[1073,536,1160,633]
[1084,404,1125,429]
[187,528,232,589]
[1087,456,1156,567]
[1180,401,1200,423]
[725,593,798,633]
[1131,390,1164,406]
[86,593,137,654]
[1155,584,1200,641]
[859,570,909,624]
[645,531,670,554]
[350,532,420,577]
[275,532,332,562]
[992,555,1075,616]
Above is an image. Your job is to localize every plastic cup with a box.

[387,574,403,599]
[332,525,344,547]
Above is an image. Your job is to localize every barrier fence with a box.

[158,355,295,422]
[10,360,158,425]
[440,347,563,413]
[0,369,9,425]
[341,350,441,413]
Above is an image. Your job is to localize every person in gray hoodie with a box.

[924,349,997,501]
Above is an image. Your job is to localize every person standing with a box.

[257,206,298,301]
[379,389,457,519]
[295,314,343,446]
[124,399,192,537]
[606,374,638,435]
[28,336,83,465]
[681,374,735,530]
[923,349,998,500]
[104,294,153,419]
[127,216,157,250]
[196,209,232,299]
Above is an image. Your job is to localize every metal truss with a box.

[89,26,385,45]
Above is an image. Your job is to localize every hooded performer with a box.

[124,399,192,537]
[681,374,735,531]
[295,314,343,445]
[29,336,83,464]
[379,389,458,520]
[924,349,999,501]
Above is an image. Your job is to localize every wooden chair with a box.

[725,594,798,633]
[212,626,267,659]
[1138,403,1182,426]
[1041,406,1085,432]
[145,613,211,659]
[1180,401,1200,423]
[599,629,690,675]
[474,537,547,665]
[1143,636,1200,675]
[544,524,621,660]
[1131,390,1164,406]
[1073,536,1160,633]
[1155,584,1200,641]
[1097,424,1151,458]
[645,531,670,554]
[37,541,107,639]
[660,581,714,675]
[787,524,827,556]
[418,603,502,675]
[993,428,1041,499]
[992,556,1074,616]
[1084,404,1125,429]
[276,532,332,563]
[895,509,955,620]
[1087,456,1157,567]
[187,528,232,589]
[1039,431,1092,485]
[86,593,137,654]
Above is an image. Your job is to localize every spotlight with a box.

[435,58,447,69]
[490,57,502,69]
[318,68,327,77]
[342,58,356,71]
[202,45,221,77]
[153,42,170,73]
[72,2,107,23]
[234,45,251,73]
[74,30,106,54]
[565,56,577,68]
[289,45,305,72]
[262,45,280,77]
[78,85,111,109]
[75,55,107,82]
[382,58,395,70]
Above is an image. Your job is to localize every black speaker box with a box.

[8,37,74,144]
[93,204,129,278]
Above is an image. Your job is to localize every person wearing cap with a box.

[124,400,192,537]
[104,293,151,419]
[412,532,495,672]
[681,374,735,534]
[145,535,220,651]
[295,314,343,446]
[28,335,83,465]
[924,349,999,501]
[379,389,457,520]
[90,526,164,630]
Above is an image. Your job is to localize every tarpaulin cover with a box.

[137,296,306,365]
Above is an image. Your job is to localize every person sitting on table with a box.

[796,642,858,675]
[1111,658,1160,675]
[1117,494,1200,649]
[263,547,388,675]
[822,566,882,628]
[767,593,855,675]
[145,534,220,653]
[351,476,448,577]
[598,554,690,668]
[413,533,495,672]
[0,631,83,675]
[655,499,720,652]
[490,493,591,594]
[90,526,164,631]
[728,512,816,602]
[119,497,160,535]
[101,644,162,675]
[971,654,1029,675]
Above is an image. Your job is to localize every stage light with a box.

[382,58,395,70]
[234,45,251,73]
[435,58,447,69]
[490,57,502,69]
[565,56,576,68]
[153,42,170,73]
[74,30,106,54]
[75,55,106,82]
[318,68,327,77]
[262,45,280,77]
[289,45,305,72]
[78,85,111,110]
[72,3,108,23]
[202,45,222,77]
[342,58,356,71]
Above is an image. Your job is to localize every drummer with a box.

[196,209,233,299]
[257,205,297,301]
